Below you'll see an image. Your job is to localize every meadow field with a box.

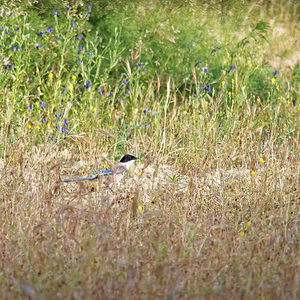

[0,0,299,299]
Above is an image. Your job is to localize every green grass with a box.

[0,0,299,299]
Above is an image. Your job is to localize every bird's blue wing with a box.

[101,169,113,175]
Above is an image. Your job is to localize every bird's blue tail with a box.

[59,169,114,183]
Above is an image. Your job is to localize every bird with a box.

[58,154,138,187]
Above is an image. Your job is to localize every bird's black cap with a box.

[120,154,138,163]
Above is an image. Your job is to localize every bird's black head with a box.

[120,154,138,163]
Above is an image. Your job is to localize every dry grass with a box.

[1,118,299,299]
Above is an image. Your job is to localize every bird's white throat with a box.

[122,160,135,170]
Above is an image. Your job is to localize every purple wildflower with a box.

[84,81,92,89]
[99,88,104,95]
[77,35,82,40]
[46,27,52,33]
[229,65,237,73]
[88,5,92,9]
[28,105,33,110]
[125,90,130,95]
[40,101,46,109]
[137,62,142,67]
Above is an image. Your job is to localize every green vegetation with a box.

[0,0,299,299]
